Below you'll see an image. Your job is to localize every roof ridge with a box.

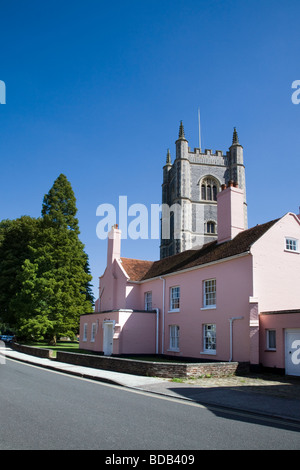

[121,257,154,263]
[119,218,280,282]
[140,218,280,281]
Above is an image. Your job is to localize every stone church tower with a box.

[160,122,247,259]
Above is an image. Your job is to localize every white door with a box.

[285,329,300,376]
[103,322,114,356]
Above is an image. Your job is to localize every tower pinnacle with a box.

[232,127,239,145]
[166,148,171,165]
[178,121,186,140]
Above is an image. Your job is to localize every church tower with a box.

[160,122,247,259]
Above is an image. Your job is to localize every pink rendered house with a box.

[80,184,300,376]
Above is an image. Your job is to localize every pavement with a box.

[2,347,300,425]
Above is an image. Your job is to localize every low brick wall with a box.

[11,343,248,377]
[56,351,243,378]
[11,342,54,359]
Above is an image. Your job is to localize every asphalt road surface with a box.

[0,358,299,451]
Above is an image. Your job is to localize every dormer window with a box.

[285,238,299,252]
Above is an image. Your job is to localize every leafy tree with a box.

[12,174,94,343]
[0,219,14,245]
[0,216,39,328]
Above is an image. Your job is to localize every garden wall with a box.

[56,351,246,378]
[11,342,54,359]
[11,343,248,377]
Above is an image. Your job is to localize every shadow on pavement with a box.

[164,382,300,432]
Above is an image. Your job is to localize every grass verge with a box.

[27,341,81,358]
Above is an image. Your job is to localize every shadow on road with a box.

[165,381,300,432]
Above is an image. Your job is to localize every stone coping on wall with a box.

[11,343,247,378]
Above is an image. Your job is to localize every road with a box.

[0,358,299,451]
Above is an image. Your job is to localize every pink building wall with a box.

[80,200,300,374]
[251,213,300,371]
[81,239,254,363]
[80,311,120,353]
[251,213,300,313]
[259,312,300,370]
[98,260,128,312]
[79,310,157,355]
[146,255,253,362]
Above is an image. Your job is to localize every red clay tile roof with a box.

[121,219,279,282]
[120,258,154,281]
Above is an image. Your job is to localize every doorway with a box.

[285,329,300,376]
[103,322,114,356]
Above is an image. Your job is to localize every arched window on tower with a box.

[206,221,217,234]
[200,177,219,202]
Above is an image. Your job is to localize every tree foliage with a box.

[0,174,94,343]
[0,216,39,327]
[41,173,80,233]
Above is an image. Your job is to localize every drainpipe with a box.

[160,277,166,354]
[154,308,159,354]
[229,316,244,362]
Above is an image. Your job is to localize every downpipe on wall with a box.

[160,276,166,354]
[154,308,159,354]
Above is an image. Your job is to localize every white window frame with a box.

[91,323,97,342]
[144,291,152,311]
[169,325,180,351]
[202,324,216,354]
[202,279,216,309]
[83,323,88,341]
[170,286,180,311]
[285,237,299,253]
[266,329,276,350]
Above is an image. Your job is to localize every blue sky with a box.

[0,0,300,298]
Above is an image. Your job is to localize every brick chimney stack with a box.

[217,182,246,243]
[107,224,121,265]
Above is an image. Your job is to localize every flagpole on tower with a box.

[198,107,201,150]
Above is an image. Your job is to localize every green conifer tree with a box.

[13,174,94,343]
